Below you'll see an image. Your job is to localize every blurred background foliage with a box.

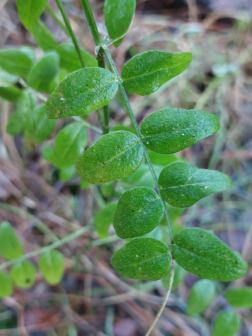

[0,0,251,335]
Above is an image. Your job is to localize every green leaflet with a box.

[0,272,13,297]
[141,108,220,154]
[76,131,143,184]
[39,250,65,285]
[113,187,164,239]
[46,68,118,119]
[0,222,24,260]
[0,87,22,102]
[162,261,186,290]
[0,48,34,77]
[17,0,49,30]
[52,122,88,169]
[187,279,215,315]
[121,51,192,96]
[7,90,37,135]
[212,311,241,336]
[27,104,57,145]
[104,0,136,48]
[31,20,57,51]
[56,43,97,72]
[95,201,118,238]
[159,162,232,208]
[111,238,172,280]
[11,260,36,289]
[225,287,252,308]
[28,52,59,93]
[172,228,247,281]
[60,165,76,182]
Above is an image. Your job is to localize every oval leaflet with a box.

[46,67,118,119]
[172,228,247,281]
[111,237,172,281]
[39,250,65,285]
[159,162,232,208]
[76,131,143,184]
[113,187,164,239]
[141,108,220,154]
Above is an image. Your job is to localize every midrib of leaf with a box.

[174,244,242,273]
[58,77,117,104]
[117,251,169,270]
[142,125,199,139]
[122,61,190,83]
[84,140,140,175]
[56,126,84,166]
[160,180,224,190]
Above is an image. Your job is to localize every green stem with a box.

[80,0,101,45]
[46,5,70,36]
[97,49,110,134]
[80,1,110,134]
[54,0,85,68]
[102,45,174,246]
[0,225,91,271]
[145,259,175,336]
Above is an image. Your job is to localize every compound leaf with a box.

[0,48,34,77]
[141,108,220,154]
[76,131,143,184]
[17,0,49,30]
[28,52,59,93]
[111,238,172,280]
[11,260,36,289]
[159,162,232,208]
[213,311,241,336]
[52,122,88,169]
[172,228,248,281]
[225,287,252,308]
[56,43,97,72]
[122,51,192,96]
[39,250,65,285]
[104,0,136,47]
[187,279,215,315]
[46,67,118,119]
[95,201,118,238]
[0,272,13,297]
[31,20,57,51]
[0,221,24,260]
[113,187,164,239]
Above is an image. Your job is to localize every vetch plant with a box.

[0,0,250,335]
